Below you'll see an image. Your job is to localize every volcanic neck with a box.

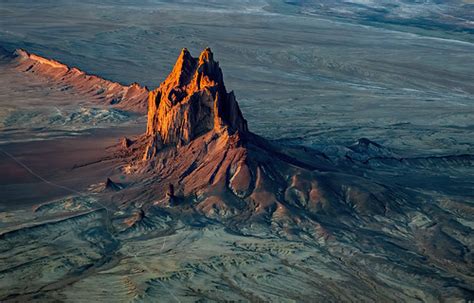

[131,47,398,221]
[145,48,248,156]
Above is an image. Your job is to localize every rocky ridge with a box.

[11,49,149,112]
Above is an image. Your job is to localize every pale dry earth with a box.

[0,1,473,302]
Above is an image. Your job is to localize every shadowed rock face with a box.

[145,48,248,150]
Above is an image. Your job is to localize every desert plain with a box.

[0,0,473,302]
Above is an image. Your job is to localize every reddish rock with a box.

[121,137,132,149]
[145,48,248,152]
[12,49,149,113]
[167,183,175,198]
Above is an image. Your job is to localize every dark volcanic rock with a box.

[121,137,133,149]
[105,178,123,191]
[145,48,248,151]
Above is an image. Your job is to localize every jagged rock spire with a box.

[145,48,248,155]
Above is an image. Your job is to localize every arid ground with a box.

[0,1,473,302]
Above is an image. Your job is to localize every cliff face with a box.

[145,48,248,149]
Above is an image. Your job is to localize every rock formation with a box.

[121,137,133,149]
[124,48,400,223]
[105,178,123,191]
[166,183,175,198]
[11,49,149,112]
[144,48,248,158]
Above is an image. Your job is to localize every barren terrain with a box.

[0,1,473,302]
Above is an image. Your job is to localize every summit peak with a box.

[144,48,248,159]
[198,47,214,63]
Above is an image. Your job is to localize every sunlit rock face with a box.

[12,49,149,112]
[145,48,248,150]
